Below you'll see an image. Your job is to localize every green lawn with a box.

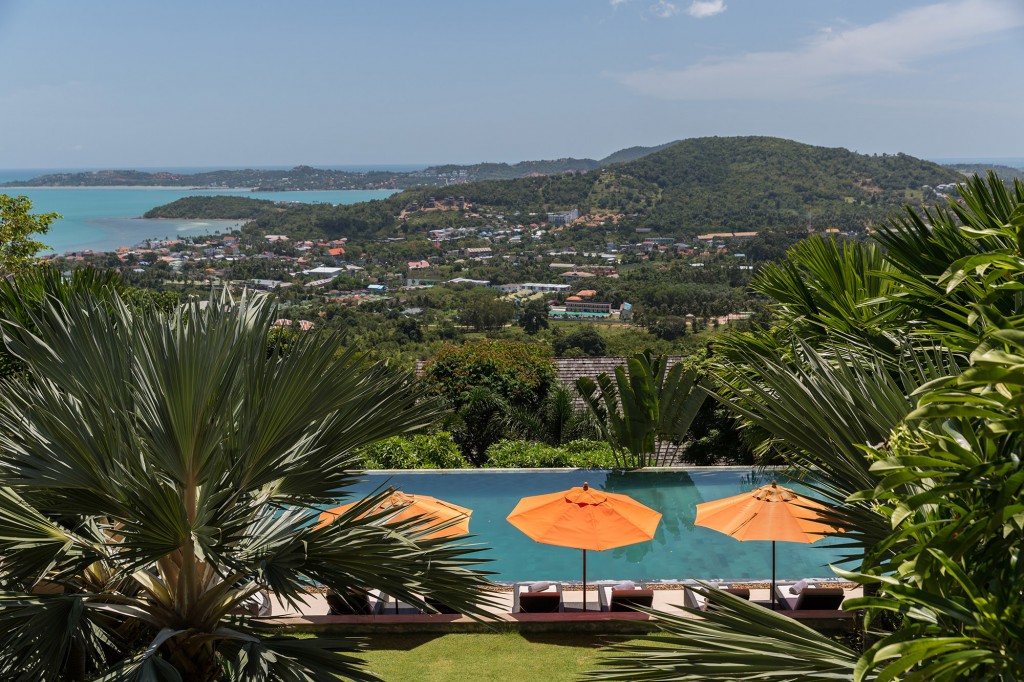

[354,632,638,681]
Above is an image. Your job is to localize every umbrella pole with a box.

[771,540,776,611]
[582,549,588,612]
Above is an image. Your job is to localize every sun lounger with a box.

[513,581,564,613]
[325,588,385,615]
[683,584,750,611]
[597,581,654,612]
[773,584,846,611]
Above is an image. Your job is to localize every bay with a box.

[1,187,397,254]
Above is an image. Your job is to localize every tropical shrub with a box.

[423,339,556,463]
[358,432,468,469]
[0,291,494,680]
[484,439,618,469]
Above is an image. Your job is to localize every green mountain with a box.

[398,136,962,235]
[598,141,678,166]
[144,137,965,240]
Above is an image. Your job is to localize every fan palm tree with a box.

[0,290,495,680]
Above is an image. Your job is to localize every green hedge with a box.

[358,432,468,469]
[358,435,619,469]
[483,439,618,469]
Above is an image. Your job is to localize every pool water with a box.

[340,469,855,584]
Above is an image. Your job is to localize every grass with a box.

[352,632,642,681]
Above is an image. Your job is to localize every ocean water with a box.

[0,186,397,254]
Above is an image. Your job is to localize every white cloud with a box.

[650,1,680,19]
[614,0,1024,100]
[609,0,630,7]
[687,0,726,18]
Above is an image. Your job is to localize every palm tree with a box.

[587,173,1024,680]
[576,352,706,468]
[0,290,494,680]
[506,383,598,446]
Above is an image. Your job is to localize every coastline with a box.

[3,185,257,191]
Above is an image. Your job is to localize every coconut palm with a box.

[0,290,495,681]
[588,173,1024,680]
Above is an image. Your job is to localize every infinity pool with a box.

[340,469,855,583]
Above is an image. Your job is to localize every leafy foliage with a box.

[552,326,607,357]
[590,173,1024,681]
[356,432,468,469]
[0,194,59,276]
[422,339,556,409]
[505,383,600,446]
[0,290,495,680]
[0,266,179,381]
[483,439,619,469]
[517,298,549,334]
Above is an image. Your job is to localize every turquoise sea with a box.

[1,185,397,254]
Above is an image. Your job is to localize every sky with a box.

[1,0,1022,168]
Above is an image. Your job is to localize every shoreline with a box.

[3,185,257,191]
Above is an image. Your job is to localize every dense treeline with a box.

[142,195,278,219]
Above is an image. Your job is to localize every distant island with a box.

[0,143,676,191]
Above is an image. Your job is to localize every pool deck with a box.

[266,582,862,634]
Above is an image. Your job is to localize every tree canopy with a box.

[0,194,59,276]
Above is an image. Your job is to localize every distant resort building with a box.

[517,282,572,293]
[464,246,493,260]
[565,300,612,315]
[547,208,580,225]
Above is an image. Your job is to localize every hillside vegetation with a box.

[142,195,279,219]
[145,136,964,240]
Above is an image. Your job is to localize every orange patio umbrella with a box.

[694,480,842,609]
[316,490,472,540]
[507,482,662,611]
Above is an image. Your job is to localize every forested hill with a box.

[143,195,279,219]
[144,137,965,240]
[398,136,963,234]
